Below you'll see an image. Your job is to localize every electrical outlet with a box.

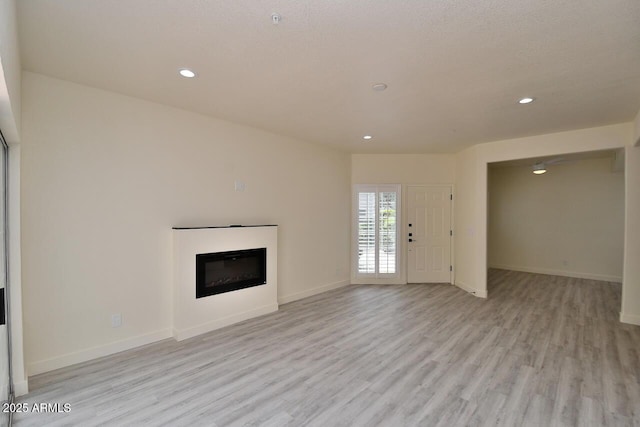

[111,313,122,328]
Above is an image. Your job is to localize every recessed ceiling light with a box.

[179,69,196,78]
[519,97,535,104]
[532,163,547,174]
[372,83,388,91]
[363,135,373,140]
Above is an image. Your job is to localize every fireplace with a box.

[196,248,267,298]
[172,225,277,341]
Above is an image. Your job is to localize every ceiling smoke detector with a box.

[372,83,388,91]
[271,13,282,24]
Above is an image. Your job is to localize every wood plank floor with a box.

[13,270,640,426]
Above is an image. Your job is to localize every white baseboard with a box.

[13,379,29,397]
[173,303,279,342]
[350,277,405,285]
[28,328,172,376]
[489,264,622,283]
[278,280,350,305]
[620,312,640,326]
[455,281,487,298]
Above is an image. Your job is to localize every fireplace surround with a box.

[172,225,278,341]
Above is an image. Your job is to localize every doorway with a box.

[487,150,625,292]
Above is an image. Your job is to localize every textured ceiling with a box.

[16,0,640,153]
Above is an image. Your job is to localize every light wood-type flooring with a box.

[13,270,640,426]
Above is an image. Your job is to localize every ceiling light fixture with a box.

[519,97,535,104]
[179,69,196,78]
[372,83,388,91]
[532,163,547,174]
[363,135,373,140]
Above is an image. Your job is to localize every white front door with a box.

[407,185,452,283]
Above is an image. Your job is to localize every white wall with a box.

[0,0,20,143]
[351,154,456,284]
[488,157,624,281]
[453,146,484,296]
[351,154,456,184]
[454,123,635,313]
[622,113,640,324]
[21,72,351,375]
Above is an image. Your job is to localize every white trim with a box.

[173,303,278,342]
[27,329,172,376]
[489,264,622,283]
[620,312,640,326]
[450,184,455,285]
[351,278,405,285]
[278,280,350,305]
[455,280,487,298]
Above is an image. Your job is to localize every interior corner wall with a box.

[488,157,624,282]
[21,72,351,375]
[622,144,640,325]
[350,154,456,284]
[623,108,640,323]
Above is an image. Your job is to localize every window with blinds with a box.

[357,192,376,274]
[353,184,401,278]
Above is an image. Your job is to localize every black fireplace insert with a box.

[196,248,267,298]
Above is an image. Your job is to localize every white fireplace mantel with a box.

[172,225,278,341]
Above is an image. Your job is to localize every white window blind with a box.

[357,192,376,274]
[378,191,397,274]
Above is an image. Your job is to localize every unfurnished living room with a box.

[0,1,639,426]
